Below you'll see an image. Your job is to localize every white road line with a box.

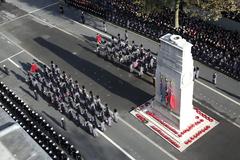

[8,58,20,68]
[97,129,136,160]
[196,80,240,106]
[193,98,240,129]
[0,2,59,27]
[29,2,59,14]
[0,50,24,64]
[0,33,44,63]
[119,117,179,160]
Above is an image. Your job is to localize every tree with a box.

[134,0,240,28]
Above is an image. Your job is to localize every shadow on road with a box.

[42,110,63,128]
[199,76,212,84]
[10,70,26,83]
[34,37,153,105]
[19,85,35,99]
[216,87,240,100]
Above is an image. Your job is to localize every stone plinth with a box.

[130,101,219,152]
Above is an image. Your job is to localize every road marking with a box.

[194,98,240,129]
[196,80,240,106]
[0,33,45,64]
[97,129,136,160]
[29,1,59,14]
[8,58,20,68]
[0,2,59,27]
[0,50,24,64]
[119,117,179,160]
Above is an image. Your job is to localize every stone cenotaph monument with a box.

[154,33,194,130]
[131,34,218,151]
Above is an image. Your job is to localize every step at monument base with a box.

[130,100,219,152]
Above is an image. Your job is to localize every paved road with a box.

[14,0,240,126]
[0,1,240,160]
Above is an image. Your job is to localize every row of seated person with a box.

[0,82,84,160]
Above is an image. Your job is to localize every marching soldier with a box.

[59,101,65,113]
[107,115,112,126]
[55,64,61,77]
[34,89,38,101]
[40,82,45,95]
[139,64,144,77]
[92,125,98,137]
[50,61,56,73]
[96,44,100,55]
[32,78,39,91]
[75,101,80,111]
[26,72,32,85]
[113,108,119,122]
[79,115,85,127]
[117,33,121,44]
[100,119,106,132]
[95,95,101,110]
[104,104,112,126]
[68,108,74,120]
[86,120,93,134]
[88,91,94,103]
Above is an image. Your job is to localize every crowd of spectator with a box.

[66,0,240,80]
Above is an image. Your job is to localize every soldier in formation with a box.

[26,61,118,136]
